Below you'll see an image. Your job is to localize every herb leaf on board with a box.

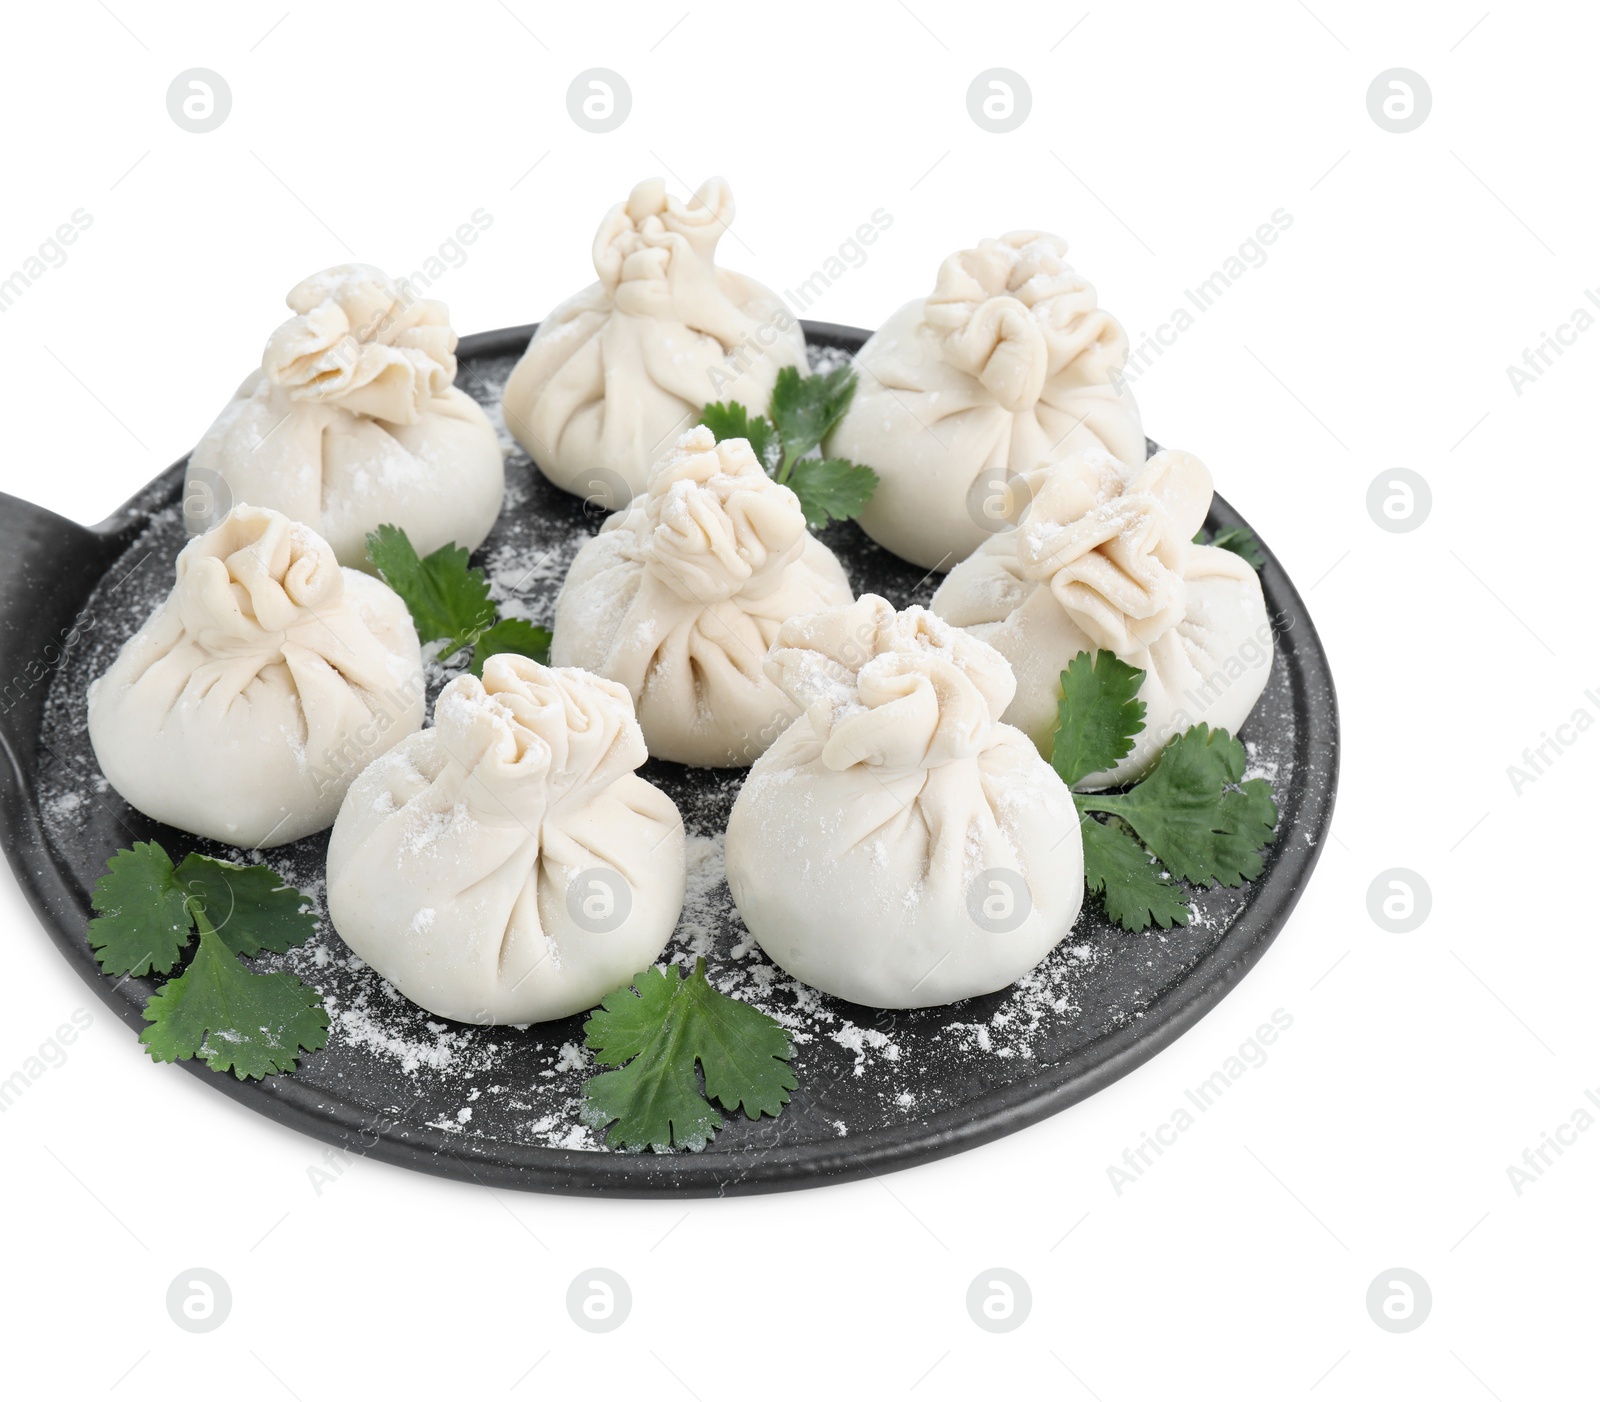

[172,853,317,957]
[784,458,880,531]
[366,524,494,662]
[1051,652,1280,931]
[582,958,796,1152]
[1085,725,1280,888]
[88,841,194,977]
[140,914,329,1079]
[1077,810,1192,932]
[1194,524,1266,571]
[699,401,779,473]
[86,846,328,1079]
[699,366,878,528]
[768,364,857,464]
[1050,651,1148,788]
[366,524,549,675]
[469,618,553,677]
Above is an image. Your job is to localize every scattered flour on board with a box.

[23,345,1303,1158]
[677,832,728,959]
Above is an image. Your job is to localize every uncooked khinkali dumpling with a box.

[825,231,1146,572]
[186,264,504,569]
[325,656,686,1025]
[932,447,1273,786]
[87,505,424,847]
[551,425,853,767]
[724,595,1083,1009]
[501,177,808,506]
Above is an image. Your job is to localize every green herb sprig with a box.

[1052,652,1279,932]
[88,842,328,1079]
[366,524,550,678]
[581,958,795,1152]
[1193,525,1266,571]
[700,365,878,529]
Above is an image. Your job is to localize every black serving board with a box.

[0,322,1338,1197]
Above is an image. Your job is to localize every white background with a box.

[2,1,1595,1396]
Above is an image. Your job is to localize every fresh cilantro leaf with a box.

[698,369,878,525]
[768,363,857,464]
[366,523,496,662]
[366,524,554,675]
[582,958,795,1152]
[1049,656,1279,929]
[1194,525,1266,571]
[784,457,879,529]
[699,399,755,440]
[700,401,780,473]
[87,847,327,1078]
[88,841,194,977]
[1051,652,1148,788]
[139,916,329,1080]
[173,854,316,957]
[470,618,553,677]
[1077,807,1191,932]
[764,368,875,516]
[1083,725,1279,887]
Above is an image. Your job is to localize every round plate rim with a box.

[0,320,1340,1198]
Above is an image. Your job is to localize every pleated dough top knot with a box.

[924,231,1126,414]
[635,425,809,605]
[172,505,346,650]
[430,654,648,823]
[262,263,457,425]
[593,176,737,309]
[1015,447,1215,654]
[765,594,1017,773]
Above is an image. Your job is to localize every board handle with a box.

[0,489,102,550]
[0,492,127,748]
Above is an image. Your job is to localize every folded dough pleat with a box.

[186,264,505,569]
[326,656,686,1025]
[932,446,1274,786]
[552,426,854,767]
[87,506,425,847]
[827,231,1146,572]
[725,595,1084,1009]
[502,177,808,501]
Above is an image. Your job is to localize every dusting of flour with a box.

[26,346,1309,1160]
